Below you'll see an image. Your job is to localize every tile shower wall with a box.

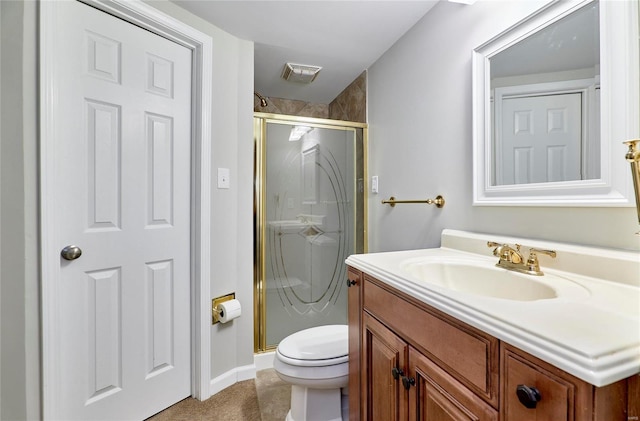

[329,71,367,123]
[254,96,330,118]
[254,71,367,123]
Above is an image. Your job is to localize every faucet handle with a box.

[525,248,557,275]
[528,248,556,259]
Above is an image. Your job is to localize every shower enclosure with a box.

[254,114,367,352]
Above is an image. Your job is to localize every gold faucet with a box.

[487,242,556,276]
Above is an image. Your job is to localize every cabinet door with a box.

[347,268,362,421]
[362,312,409,421]
[410,348,498,421]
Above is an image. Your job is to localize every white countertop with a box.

[346,230,640,387]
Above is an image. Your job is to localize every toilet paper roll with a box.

[218,299,241,323]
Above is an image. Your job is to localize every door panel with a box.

[49,2,192,419]
[498,93,582,185]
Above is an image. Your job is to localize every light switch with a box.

[371,176,379,194]
[217,168,230,189]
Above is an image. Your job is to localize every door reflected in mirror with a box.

[490,1,599,186]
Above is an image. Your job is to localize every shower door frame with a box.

[253,113,368,352]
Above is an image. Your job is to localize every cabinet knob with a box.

[516,384,541,409]
[402,375,416,390]
[346,279,357,287]
[391,367,403,380]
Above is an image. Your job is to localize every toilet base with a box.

[286,385,344,421]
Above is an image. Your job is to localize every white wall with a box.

[367,0,640,253]
[0,1,254,418]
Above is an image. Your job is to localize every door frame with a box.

[39,0,213,417]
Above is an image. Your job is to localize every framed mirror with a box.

[472,0,639,206]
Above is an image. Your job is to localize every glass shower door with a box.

[255,115,366,351]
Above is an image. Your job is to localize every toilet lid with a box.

[277,325,348,361]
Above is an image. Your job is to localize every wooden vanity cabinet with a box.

[359,273,498,421]
[348,267,637,421]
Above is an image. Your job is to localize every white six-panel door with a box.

[497,93,582,185]
[49,2,192,419]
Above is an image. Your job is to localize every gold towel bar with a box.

[382,195,445,208]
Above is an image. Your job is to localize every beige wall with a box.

[367,0,640,253]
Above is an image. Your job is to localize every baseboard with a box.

[209,363,257,396]
[208,353,276,396]
[254,351,275,371]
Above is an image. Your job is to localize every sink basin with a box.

[400,257,589,301]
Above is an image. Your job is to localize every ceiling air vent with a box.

[281,63,322,84]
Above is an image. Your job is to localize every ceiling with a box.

[491,1,598,79]
[170,1,440,104]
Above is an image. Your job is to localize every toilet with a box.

[274,324,349,421]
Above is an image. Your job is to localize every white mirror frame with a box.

[472,0,639,206]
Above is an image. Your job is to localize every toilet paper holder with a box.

[212,292,236,324]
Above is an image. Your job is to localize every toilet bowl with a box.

[274,324,349,421]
